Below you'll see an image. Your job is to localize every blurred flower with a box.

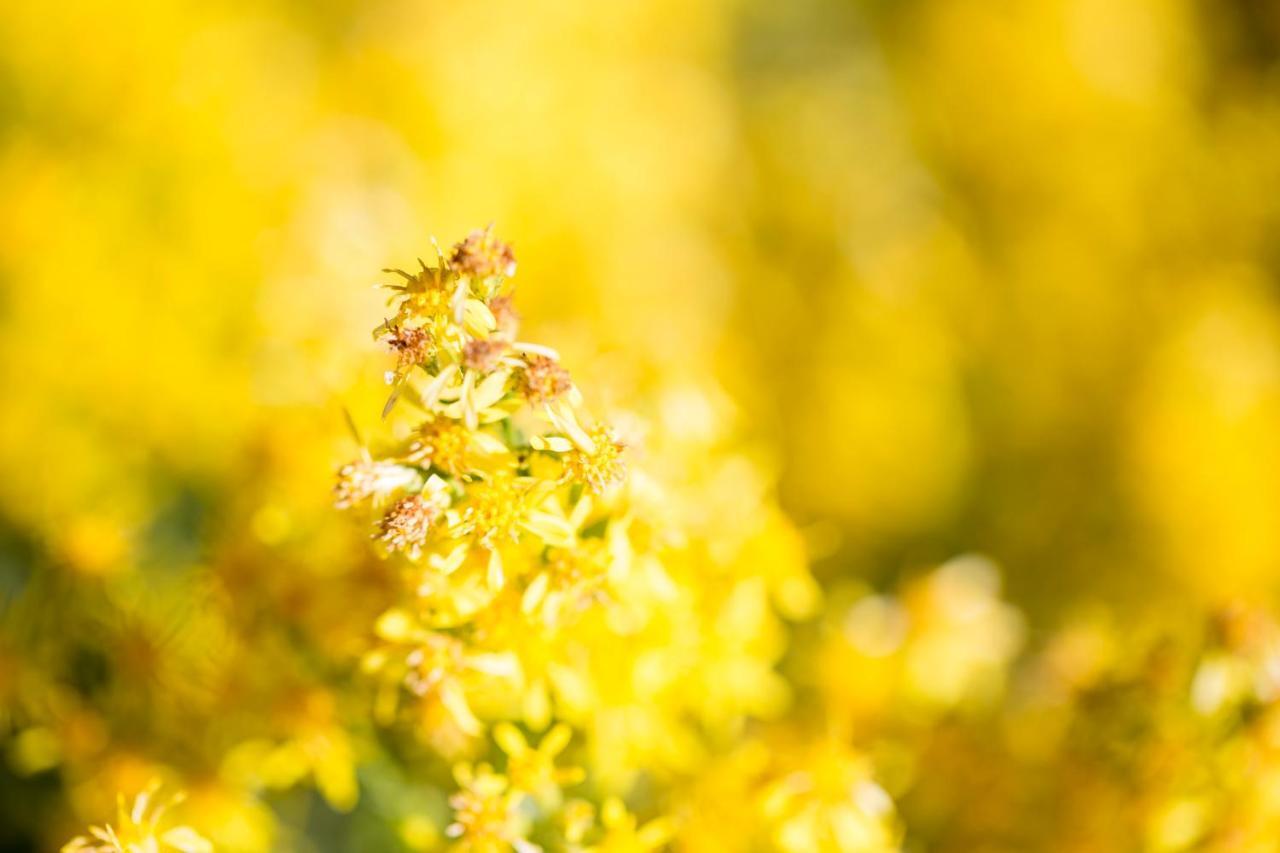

[446,762,537,853]
[62,782,211,853]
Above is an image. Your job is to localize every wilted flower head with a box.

[377,492,444,559]
[383,322,435,373]
[520,354,573,405]
[450,227,517,280]
[463,337,511,373]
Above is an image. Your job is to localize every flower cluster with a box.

[329,229,826,848]
[337,230,635,736]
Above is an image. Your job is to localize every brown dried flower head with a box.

[378,494,441,559]
[384,323,434,371]
[450,228,517,279]
[520,355,572,405]
[463,337,510,373]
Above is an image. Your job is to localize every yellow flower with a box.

[584,797,672,853]
[760,747,897,853]
[407,420,481,478]
[563,424,626,496]
[221,691,360,813]
[443,368,515,431]
[494,722,584,801]
[366,615,519,737]
[446,763,538,853]
[62,782,211,853]
[521,543,611,628]
[333,458,422,509]
[377,493,444,560]
[455,472,535,549]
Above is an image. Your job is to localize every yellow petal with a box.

[473,369,512,410]
[540,723,572,757]
[493,722,529,758]
[162,827,214,853]
[487,547,505,590]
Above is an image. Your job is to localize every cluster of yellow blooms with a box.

[325,228,882,850]
[58,229,887,851]
[52,229,1280,853]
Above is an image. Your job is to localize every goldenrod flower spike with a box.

[346,230,638,740]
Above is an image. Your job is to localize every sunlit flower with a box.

[760,748,897,853]
[63,782,211,853]
[407,420,480,478]
[377,493,444,559]
[494,722,584,801]
[582,797,672,853]
[446,763,538,853]
[336,229,822,846]
[564,424,625,495]
[333,459,422,508]
[440,368,515,430]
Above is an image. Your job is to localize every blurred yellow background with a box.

[4,0,1280,850]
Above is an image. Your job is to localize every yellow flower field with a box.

[4,0,1280,850]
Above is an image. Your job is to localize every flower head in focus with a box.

[339,229,818,847]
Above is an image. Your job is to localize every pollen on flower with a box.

[463,337,510,373]
[328,229,823,853]
[520,354,572,405]
[408,420,473,477]
[377,494,441,559]
[564,424,625,495]
[460,473,530,548]
[334,462,377,509]
[450,228,517,280]
[383,323,434,372]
